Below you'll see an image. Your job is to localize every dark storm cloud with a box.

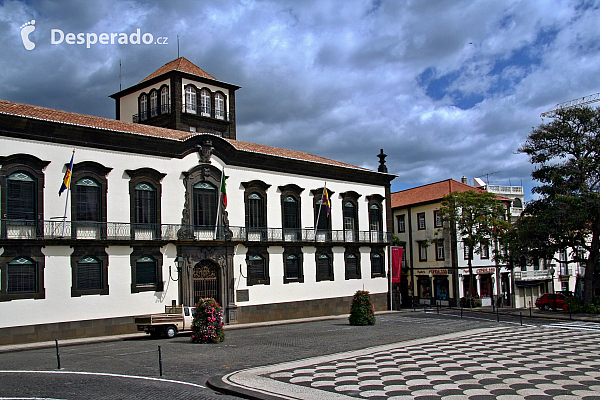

[1,0,600,196]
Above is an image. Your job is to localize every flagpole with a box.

[314,182,326,238]
[61,150,75,237]
[214,168,224,240]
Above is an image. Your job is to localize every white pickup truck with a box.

[135,305,195,338]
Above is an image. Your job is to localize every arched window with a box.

[316,252,333,281]
[371,251,384,276]
[185,86,197,114]
[160,86,169,114]
[343,201,357,241]
[314,194,331,238]
[345,252,360,279]
[215,93,225,120]
[134,182,156,225]
[7,257,37,294]
[285,254,300,280]
[139,94,148,120]
[7,172,36,221]
[283,196,299,231]
[76,256,102,291]
[369,204,382,232]
[200,89,211,117]
[75,178,101,222]
[150,91,158,117]
[193,182,217,227]
[247,192,265,231]
[247,253,269,285]
[135,255,157,286]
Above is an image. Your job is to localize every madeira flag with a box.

[59,151,74,196]
[322,187,331,216]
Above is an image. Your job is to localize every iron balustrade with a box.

[0,220,391,244]
[132,103,171,123]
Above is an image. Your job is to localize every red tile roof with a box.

[0,99,370,171]
[140,57,216,82]
[391,179,486,208]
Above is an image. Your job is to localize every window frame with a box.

[345,248,361,280]
[185,85,197,114]
[150,90,158,118]
[283,246,304,284]
[200,88,211,117]
[311,188,335,240]
[434,210,443,228]
[139,93,148,120]
[71,246,109,297]
[243,180,270,239]
[371,247,385,278]
[435,240,445,261]
[417,212,426,230]
[397,214,406,233]
[246,246,270,286]
[160,85,170,114]
[130,246,164,293]
[315,247,334,282]
[0,246,45,302]
[215,92,225,120]
[418,241,428,262]
[126,168,165,239]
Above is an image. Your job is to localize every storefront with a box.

[414,269,452,306]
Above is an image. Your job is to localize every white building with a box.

[0,58,394,344]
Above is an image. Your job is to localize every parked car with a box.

[135,305,195,338]
[535,293,568,311]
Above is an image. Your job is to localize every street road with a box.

[1,310,599,399]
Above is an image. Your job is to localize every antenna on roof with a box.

[119,59,122,91]
[476,171,500,185]
[177,34,180,58]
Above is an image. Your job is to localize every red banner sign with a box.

[391,246,403,283]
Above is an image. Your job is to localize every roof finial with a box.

[377,149,388,173]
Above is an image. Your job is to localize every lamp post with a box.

[549,266,556,310]
[429,271,434,306]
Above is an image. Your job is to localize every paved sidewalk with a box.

[212,325,600,399]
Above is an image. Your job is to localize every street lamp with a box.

[549,266,555,310]
[170,256,184,281]
[429,271,434,306]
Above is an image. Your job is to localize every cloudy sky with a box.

[1,0,599,197]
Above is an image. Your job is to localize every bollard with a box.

[461,306,463,318]
[520,311,523,326]
[437,303,440,314]
[413,301,416,312]
[424,304,426,313]
[496,306,499,322]
[158,345,163,377]
[529,306,532,317]
[569,305,572,320]
[55,339,61,370]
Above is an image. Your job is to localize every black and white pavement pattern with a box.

[224,324,600,399]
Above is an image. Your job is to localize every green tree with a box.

[438,190,511,298]
[518,106,600,303]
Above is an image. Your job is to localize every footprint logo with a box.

[20,20,36,50]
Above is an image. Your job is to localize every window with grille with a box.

[397,214,405,233]
[417,212,426,230]
[76,256,102,291]
[150,91,158,117]
[247,254,267,284]
[185,86,196,114]
[193,182,217,227]
[7,257,37,293]
[372,252,383,275]
[161,86,169,113]
[76,178,101,221]
[345,253,360,279]
[285,254,300,280]
[247,192,265,230]
[7,172,36,221]
[464,242,471,260]
[134,183,156,225]
[283,196,299,230]
[434,210,442,228]
[215,93,225,119]
[369,204,381,232]
[140,94,147,120]
[135,256,157,286]
[317,253,332,280]
[200,89,211,116]
[344,201,357,233]
[436,241,445,261]
[419,242,427,261]
[480,245,489,259]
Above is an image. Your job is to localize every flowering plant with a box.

[349,290,376,326]
[191,298,225,344]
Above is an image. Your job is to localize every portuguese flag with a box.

[220,171,227,208]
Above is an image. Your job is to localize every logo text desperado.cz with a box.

[51,29,167,48]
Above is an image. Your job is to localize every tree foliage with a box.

[517,106,600,303]
[438,190,510,298]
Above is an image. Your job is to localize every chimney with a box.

[461,176,468,184]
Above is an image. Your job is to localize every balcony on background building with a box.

[0,220,391,245]
[486,185,524,195]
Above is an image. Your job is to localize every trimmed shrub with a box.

[191,298,225,344]
[349,290,376,326]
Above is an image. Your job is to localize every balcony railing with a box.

[182,105,234,122]
[133,104,171,123]
[486,185,524,195]
[0,220,391,244]
[514,269,552,281]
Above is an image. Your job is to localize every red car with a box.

[535,293,567,311]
